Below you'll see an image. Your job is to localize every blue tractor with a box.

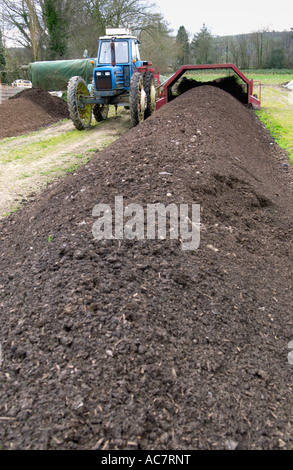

[67,28,158,130]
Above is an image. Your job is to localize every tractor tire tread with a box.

[67,76,91,130]
[129,72,143,127]
[143,71,155,119]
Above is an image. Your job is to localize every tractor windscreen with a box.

[99,41,129,64]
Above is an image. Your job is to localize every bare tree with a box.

[229,34,251,68]
[67,0,168,58]
[25,0,42,60]
[1,0,74,60]
[250,28,270,68]
[139,20,178,73]
[1,0,44,59]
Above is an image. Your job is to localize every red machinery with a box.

[155,63,261,111]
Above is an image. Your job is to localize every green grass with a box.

[255,86,293,164]
[244,69,293,85]
[181,68,293,86]
[243,72,293,164]
[250,72,293,164]
[0,129,84,164]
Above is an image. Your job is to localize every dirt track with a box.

[0,89,131,217]
[0,85,293,450]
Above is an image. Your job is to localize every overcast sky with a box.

[154,0,293,37]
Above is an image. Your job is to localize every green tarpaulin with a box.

[27,59,95,91]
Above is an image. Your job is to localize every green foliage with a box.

[3,47,32,84]
[43,0,68,59]
[268,48,285,69]
[175,26,190,67]
[0,28,6,82]
[191,23,212,64]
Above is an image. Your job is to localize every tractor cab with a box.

[98,31,141,65]
[92,28,145,101]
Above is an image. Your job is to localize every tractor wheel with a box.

[129,72,147,127]
[93,103,109,122]
[143,71,156,119]
[67,76,92,130]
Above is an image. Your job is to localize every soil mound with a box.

[0,88,69,139]
[0,86,292,450]
[176,75,248,103]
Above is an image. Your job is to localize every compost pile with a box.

[0,86,293,450]
[0,88,69,139]
[176,75,249,104]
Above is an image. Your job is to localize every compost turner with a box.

[155,63,261,111]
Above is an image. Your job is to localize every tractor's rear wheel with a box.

[143,72,156,119]
[67,76,92,130]
[93,103,109,122]
[129,72,147,127]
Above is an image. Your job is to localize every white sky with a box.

[154,0,293,37]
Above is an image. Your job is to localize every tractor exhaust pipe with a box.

[110,39,116,67]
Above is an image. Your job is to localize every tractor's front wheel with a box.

[129,72,147,127]
[67,76,92,130]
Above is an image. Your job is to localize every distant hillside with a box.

[208,30,293,69]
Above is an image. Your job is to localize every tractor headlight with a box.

[105,71,111,76]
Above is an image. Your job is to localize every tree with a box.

[283,29,293,68]
[191,23,212,64]
[0,27,6,82]
[66,0,168,58]
[268,48,285,68]
[139,20,178,74]
[1,0,44,60]
[25,0,42,60]
[4,46,32,83]
[229,34,251,68]
[175,25,190,67]
[250,28,269,69]
[43,0,69,59]
[1,0,75,60]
